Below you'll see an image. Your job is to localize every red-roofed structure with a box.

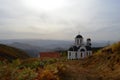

[39,52,60,59]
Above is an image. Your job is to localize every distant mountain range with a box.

[0,39,72,48]
[9,42,47,57]
[0,39,111,57]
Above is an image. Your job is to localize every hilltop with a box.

[0,44,29,61]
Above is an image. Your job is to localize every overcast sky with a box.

[0,0,120,41]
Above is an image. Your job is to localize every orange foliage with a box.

[35,69,59,80]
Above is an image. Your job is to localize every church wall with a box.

[86,51,92,57]
[83,52,86,58]
[68,51,77,59]
[67,51,70,59]
[72,52,76,59]
[68,50,92,59]
[77,52,80,59]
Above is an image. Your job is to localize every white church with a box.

[68,34,92,59]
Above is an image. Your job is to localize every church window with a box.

[77,39,79,45]
[80,39,82,44]
[81,53,82,57]
[75,53,77,58]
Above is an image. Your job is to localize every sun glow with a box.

[22,0,66,11]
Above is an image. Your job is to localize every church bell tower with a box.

[75,34,83,47]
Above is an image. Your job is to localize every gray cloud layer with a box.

[0,0,120,41]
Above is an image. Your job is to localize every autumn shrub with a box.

[36,69,59,80]
[0,59,21,80]
[0,58,61,80]
[0,64,13,80]
[35,63,68,80]
[57,64,67,75]
[112,42,120,52]
[11,59,21,67]
[12,67,37,80]
[20,60,42,69]
[20,58,57,69]
[46,58,57,64]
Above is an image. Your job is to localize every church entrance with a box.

[80,49,85,58]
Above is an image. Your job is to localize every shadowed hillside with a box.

[0,44,29,61]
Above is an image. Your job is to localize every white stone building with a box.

[68,34,92,59]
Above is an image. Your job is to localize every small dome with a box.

[76,34,83,38]
[68,47,74,51]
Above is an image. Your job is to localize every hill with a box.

[79,42,120,79]
[9,42,45,57]
[9,42,67,57]
[50,41,120,80]
[0,42,120,80]
[0,44,29,61]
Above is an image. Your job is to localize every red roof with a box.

[39,52,60,58]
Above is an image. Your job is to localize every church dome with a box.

[76,34,83,38]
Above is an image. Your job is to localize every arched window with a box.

[80,39,82,44]
[77,39,79,45]
[81,53,82,57]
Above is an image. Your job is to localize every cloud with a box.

[0,0,120,41]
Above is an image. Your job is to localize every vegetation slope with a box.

[0,42,120,80]
[0,44,29,61]
[81,42,120,79]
